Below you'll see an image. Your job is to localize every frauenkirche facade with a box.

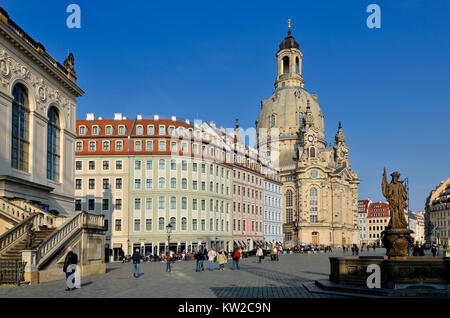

[256,22,360,248]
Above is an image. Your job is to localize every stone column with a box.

[21,249,38,284]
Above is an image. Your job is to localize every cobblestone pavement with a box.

[0,249,386,298]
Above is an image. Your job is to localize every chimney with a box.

[154,115,159,120]
[235,118,239,129]
[171,116,176,121]
[114,113,123,121]
[86,113,95,121]
[137,114,143,120]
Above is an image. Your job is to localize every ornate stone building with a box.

[256,23,360,248]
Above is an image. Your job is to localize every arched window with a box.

[47,106,60,180]
[295,57,299,73]
[310,188,318,206]
[170,217,176,231]
[310,147,315,158]
[158,217,165,231]
[270,114,276,128]
[298,112,303,126]
[11,84,30,171]
[158,177,166,188]
[286,190,293,207]
[159,159,165,170]
[282,56,290,74]
[181,217,187,231]
[181,197,187,209]
[170,196,176,209]
[170,177,177,189]
[182,178,187,189]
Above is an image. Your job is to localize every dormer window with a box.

[79,126,86,135]
[178,127,184,137]
[92,126,99,135]
[147,125,154,135]
[136,125,143,135]
[168,126,175,136]
[118,125,125,135]
[105,126,113,135]
[159,125,165,135]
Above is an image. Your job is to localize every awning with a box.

[113,243,122,248]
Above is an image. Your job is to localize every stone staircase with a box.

[0,227,56,261]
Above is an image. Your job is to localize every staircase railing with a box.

[35,211,104,266]
[0,213,39,253]
[8,199,56,227]
[0,197,30,224]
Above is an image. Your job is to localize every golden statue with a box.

[288,18,291,30]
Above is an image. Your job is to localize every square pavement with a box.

[0,249,387,298]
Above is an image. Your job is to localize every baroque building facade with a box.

[0,7,83,216]
[425,178,450,247]
[256,24,360,248]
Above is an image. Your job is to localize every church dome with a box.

[279,29,300,51]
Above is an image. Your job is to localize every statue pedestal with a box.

[381,228,414,259]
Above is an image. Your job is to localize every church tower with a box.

[256,21,360,249]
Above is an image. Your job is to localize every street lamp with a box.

[435,225,440,256]
[166,223,173,272]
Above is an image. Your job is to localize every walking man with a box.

[256,246,264,263]
[195,251,203,272]
[231,248,241,270]
[208,247,216,271]
[132,248,140,278]
[63,247,78,291]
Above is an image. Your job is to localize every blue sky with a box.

[2,0,449,211]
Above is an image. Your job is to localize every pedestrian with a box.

[343,246,346,253]
[208,247,216,271]
[431,244,437,256]
[256,246,264,263]
[373,244,376,252]
[367,245,369,252]
[132,248,141,278]
[269,246,275,261]
[217,249,227,271]
[231,248,241,270]
[274,245,279,261]
[355,245,359,256]
[195,251,203,272]
[63,247,78,291]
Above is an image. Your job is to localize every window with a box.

[201,182,206,191]
[76,161,82,170]
[115,199,122,210]
[159,217,165,230]
[201,219,206,231]
[310,147,315,158]
[286,190,293,207]
[170,197,177,209]
[201,164,206,173]
[102,199,109,210]
[193,163,197,172]
[192,180,198,190]
[102,178,109,189]
[134,198,141,210]
[135,179,141,189]
[270,114,276,128]
[147,125,154,135]
[170,141,177,152]
[89,141,96,151]
[103,141,110,151]
[11,84,30,171]
[136,125,143,135]
[192,219,198,231]
[310,188,318,205]
[170,177,177,189]
[116,160,122,170]
[310,207,318,223]
[146,179,153,189]
[76,141,83,152]
[159,125,165,135]
[75,179,82,190]
[159,177,166,188]
[182,197,187,210]
[103,160,109,170]
[158,196,165,209]
[159,159,165,170]
[92,126,99,135]
[168,126,175,136]
[47,107,60,180]
[298,112,303,126]
[159,140,166,151]
[170,217,176,231]
[146,198,152,210]
[286,209,293,223]
[118,125,125,135]
[182,160,187,171]
[115,219,122,231]
[88,199,95,210]
[192,199,198,210]
[89,179,95,189]
[171,160,177,170]
[146,219,152,231]
[181,217,187,231]
[182,178,187,189]
[146,140,153,151]
[79,126,86,135]
[135,140,142,151]
[115,140,123,151]
[146,160,153,170]
[134,219,141,232]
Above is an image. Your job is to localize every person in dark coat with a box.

[63,247,78,291]
[132,248,141,277]
[195,251,203,272]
